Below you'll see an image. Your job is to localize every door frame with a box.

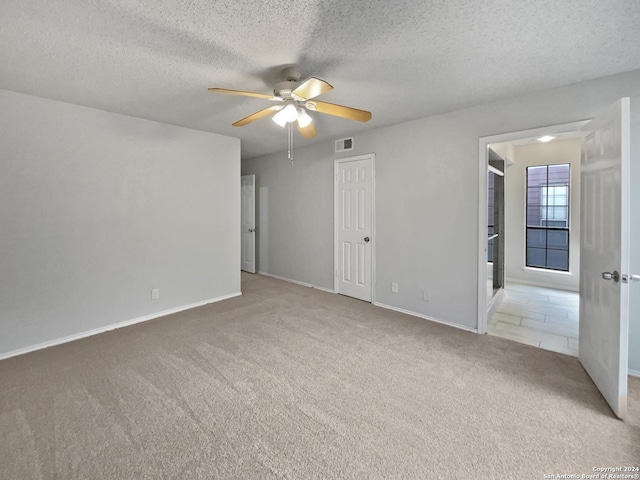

[334,153,376,302]
[476,120,589,334]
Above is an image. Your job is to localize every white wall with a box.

[0,90,241,358]
[242,69,640,372]
[503,138,581,291]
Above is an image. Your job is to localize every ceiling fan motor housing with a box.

[274,68,304,100]
[281,67,302,82]
[273,81,297,99]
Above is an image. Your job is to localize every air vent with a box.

[335,137,354,153]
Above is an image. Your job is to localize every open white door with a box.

[335,155,374,302]
[241,174,256,273]
[579,98,631,419]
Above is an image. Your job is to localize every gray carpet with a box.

[1,273,638,479]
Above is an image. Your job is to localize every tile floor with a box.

[488,283,579,357]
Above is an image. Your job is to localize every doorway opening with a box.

[478,99,632,419]
[478,121,588,356]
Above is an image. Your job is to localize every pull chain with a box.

[288,122,294,165]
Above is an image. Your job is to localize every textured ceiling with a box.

[1,0,640,158]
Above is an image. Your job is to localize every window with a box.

[526,164,570,271]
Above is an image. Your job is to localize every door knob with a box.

[364,237,370,243]
[622,274,640,283]
[602,271,620,282]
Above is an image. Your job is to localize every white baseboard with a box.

[0,292,242,361]
[258,271,336,293]
[373,302,478,334]
[487,288,506,319]
[505,276,578,293]
[313,285,337,294]
[629,369,640,378]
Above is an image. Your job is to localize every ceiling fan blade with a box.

[232,106,282,127]
[305,100,372,122]
[297,121,317,139]
[291,77,333,101]
[209,88,281,101]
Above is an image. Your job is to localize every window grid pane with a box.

[525,164,570,271]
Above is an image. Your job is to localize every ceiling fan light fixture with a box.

[272,109,288,127]
[282,102,298,122]
[272,102,298,127]
[297,108,312,128]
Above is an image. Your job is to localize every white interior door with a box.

[579,98,630,419]
[336,156,373,302]
[241,174,256,273]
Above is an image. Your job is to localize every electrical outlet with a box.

[391,282,398,293]
[422,289,430,302]
[151,288,160,300]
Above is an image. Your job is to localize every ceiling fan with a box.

[208,67,372,139]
